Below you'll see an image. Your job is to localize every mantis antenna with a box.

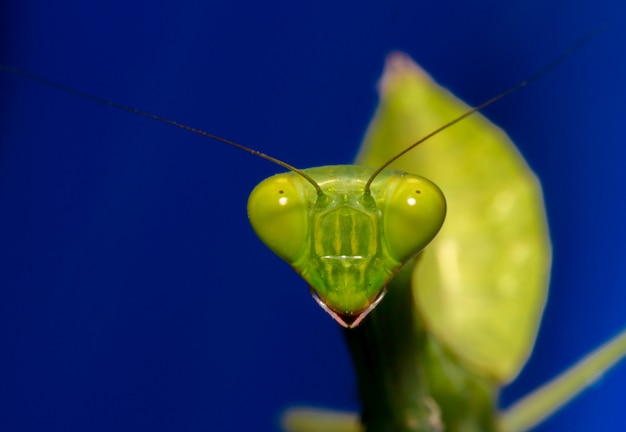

[0,64,324,197]
[363,27,604,194]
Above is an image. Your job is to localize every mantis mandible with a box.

[2,31,620,430]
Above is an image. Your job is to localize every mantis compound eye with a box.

[383,175,446,262]
[247,174,309,263]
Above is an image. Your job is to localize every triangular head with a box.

[248,164,446,327]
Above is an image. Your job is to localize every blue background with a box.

[1,1,625,431]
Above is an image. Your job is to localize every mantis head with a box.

[248,165,446,327]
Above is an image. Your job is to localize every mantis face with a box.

[248,165,445,327]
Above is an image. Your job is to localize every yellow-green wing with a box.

[356,53,551,383]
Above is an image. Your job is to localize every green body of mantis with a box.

[247,54,626,431]
[248,52,547,431]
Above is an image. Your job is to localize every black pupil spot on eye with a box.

[415,190,421,194]
[278,190,284,194]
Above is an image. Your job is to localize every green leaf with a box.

[356,52,551,383]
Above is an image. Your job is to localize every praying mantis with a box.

[279,49,626,431]
[1,3,626,430]
[2,32,626,431]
